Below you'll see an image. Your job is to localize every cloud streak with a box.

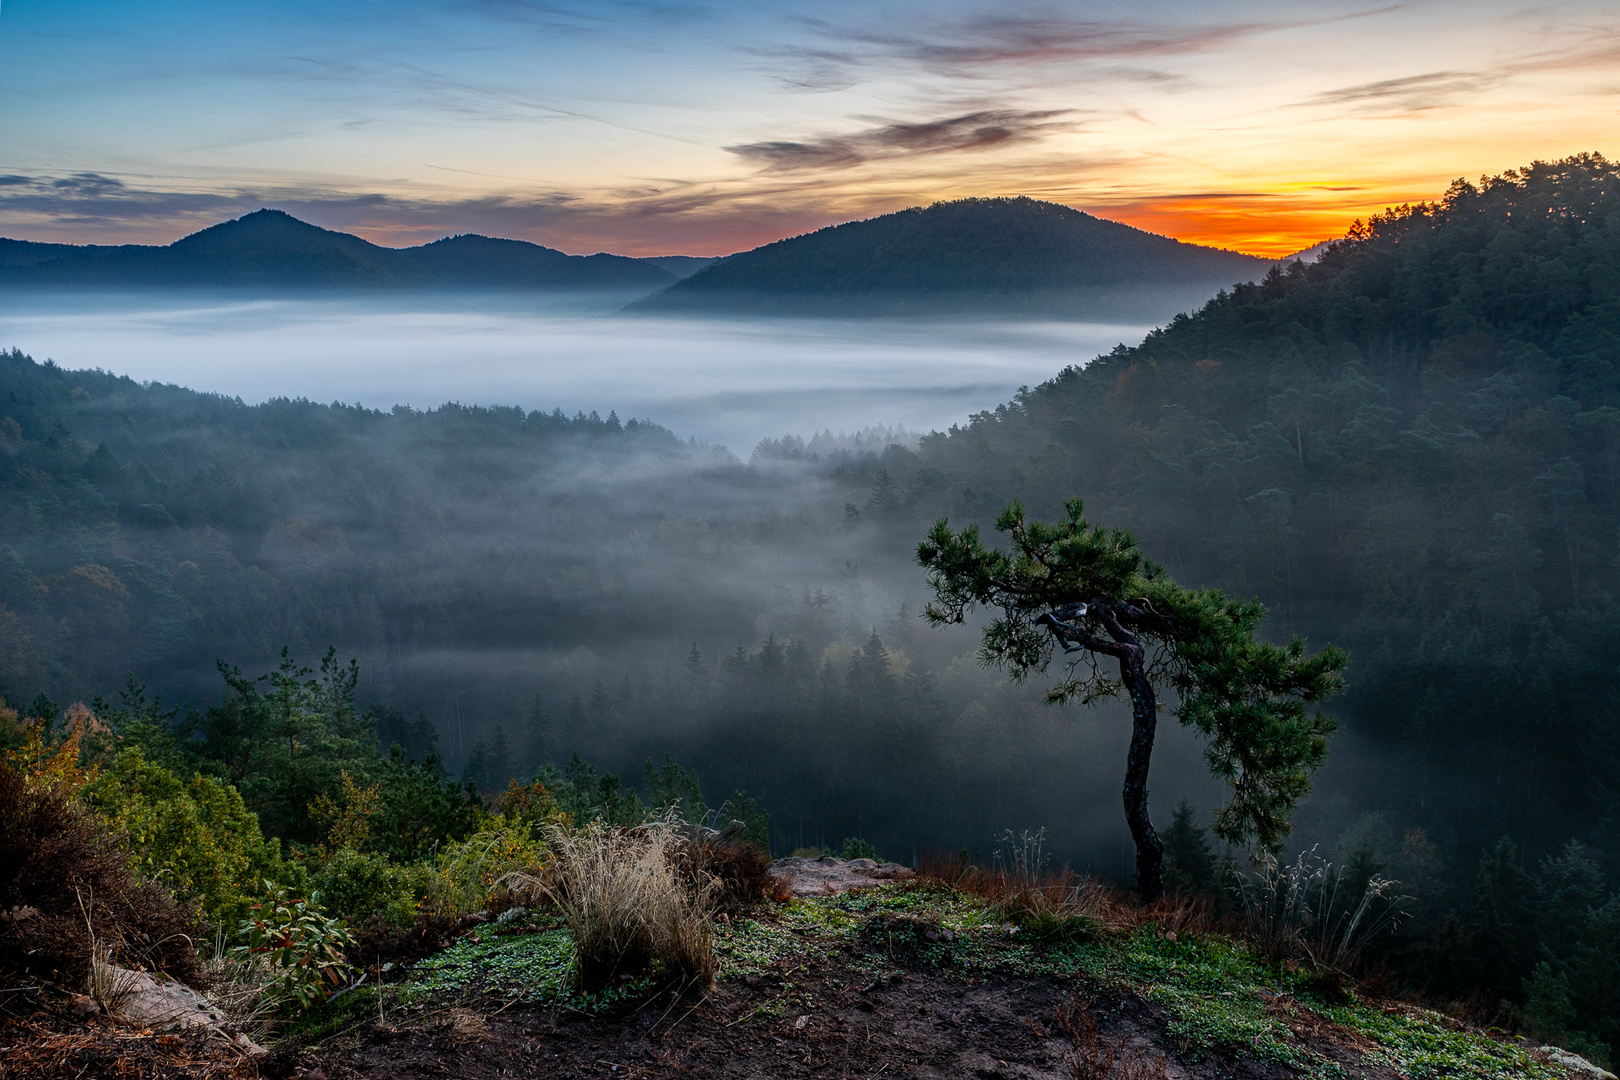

[771,7,1398,87]
[727,109,1073,172]
[1309,70,1505,112]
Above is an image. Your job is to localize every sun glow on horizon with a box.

[0,1,1613,257]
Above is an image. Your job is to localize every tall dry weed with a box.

[526,818,716,994]
[921,831,1126,939]
[1228,847,1405,976]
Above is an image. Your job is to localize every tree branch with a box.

[1035,608,1131,659]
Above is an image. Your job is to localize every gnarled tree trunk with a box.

[1118,643,1164,902]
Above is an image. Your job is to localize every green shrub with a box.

[432,814,549,915]
[311,847,430,929]
[81,747,284,928]
[232,884,357,1012]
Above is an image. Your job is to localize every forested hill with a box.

[627,197,1271,318]
[0,209,678,290]
[850,153,1620,867]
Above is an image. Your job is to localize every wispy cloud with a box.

[1309,70,1505,112]
[767,8,1395,88]
[727,109,1073,172]
[810,14,1276,69]
[0,173,241,232]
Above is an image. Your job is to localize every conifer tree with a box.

[918,498,1346,900]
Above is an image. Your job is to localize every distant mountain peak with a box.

[0,210,674,290]
[171,208,378,254]
[628,195,1271,318]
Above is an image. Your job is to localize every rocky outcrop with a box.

[98,965,265,1056]
[769,856,913,897]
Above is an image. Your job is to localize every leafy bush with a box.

[231,885,356,1011]
[81,747,284,929]
[432,814,549,915]
[308,768,380,855]
[310,847,430,929]
[494,776,571,828]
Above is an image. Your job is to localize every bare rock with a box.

[1540,1047,1618,1080]
[770,855,914,897]
[99,965,265,1056]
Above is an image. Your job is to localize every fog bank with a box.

[0,292,1148,453]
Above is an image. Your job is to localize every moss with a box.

[1321,1001,1565,1080]
[399,926,648,1012]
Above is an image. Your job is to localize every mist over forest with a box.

[4,154,1620,1050]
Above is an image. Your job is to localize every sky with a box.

[0,0,1615,257]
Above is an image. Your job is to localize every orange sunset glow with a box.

[1,2,1616,256]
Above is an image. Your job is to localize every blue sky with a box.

[1,1,1617,254]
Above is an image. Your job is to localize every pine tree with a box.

[1161,801,1217,897]
[1467,837,1538,998]
[919,498,1346,900]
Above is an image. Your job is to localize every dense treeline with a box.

[0,345,1145,866]
[0,352,760,702]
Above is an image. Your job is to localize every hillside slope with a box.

[628,197,1271,317]
[826,153,1620,1044]
[0,209,677,290]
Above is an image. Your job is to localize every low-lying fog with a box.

[0,291,1148,453]
[4,288,1239,872]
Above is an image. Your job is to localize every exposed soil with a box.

[278,956,1405,1080]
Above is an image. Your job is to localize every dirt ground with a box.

[281,956,1404,1080]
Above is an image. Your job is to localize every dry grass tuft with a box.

[1228,847,1406,978]
[85,942,143,1020]
[918,851,1114,937]
[198,941,281,1045]
[527,819,716,994]
[919,848,1222,944]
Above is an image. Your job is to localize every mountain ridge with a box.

[0,209,679,290]
[1,201,1278,314]
[627,196,1274,318]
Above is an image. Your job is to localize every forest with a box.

[2,153,1618,1059]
